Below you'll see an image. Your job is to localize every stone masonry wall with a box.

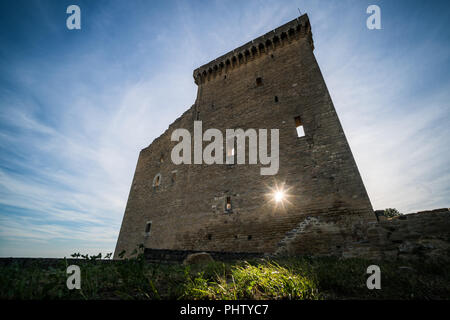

[114,14,375,259]
[341,209,450,261]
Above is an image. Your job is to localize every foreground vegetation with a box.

[0,254,449,300]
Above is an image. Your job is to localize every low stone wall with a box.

[144,248,264,263]
[0,258,116,268]
[2,209,447,265]
[143,209,449,262]
[343,208,450,261]
[0,251,264,266]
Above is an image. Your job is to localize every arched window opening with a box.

[273,36,280,47]
[238,53,243,64]
[258,43,265,54]
[288,28,295,37]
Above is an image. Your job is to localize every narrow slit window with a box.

[227,146,235,157]
[274,96,279,103]
[153,173,161,187]
[294,116,305,137]
[171,171,177,183]
[226,138,235,163]
[256,77,262,86]
[145,221,152,236]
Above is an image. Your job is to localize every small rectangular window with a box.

[256,77,262,86]
[145,221,152,236]
[225,196,232,212]
[294,116,305,137]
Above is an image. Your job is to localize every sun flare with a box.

[265,182,292,209]
[274,190,285,202]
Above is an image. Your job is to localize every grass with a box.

[183,261,318,300]
[0,254,449,300]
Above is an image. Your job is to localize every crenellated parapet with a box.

[193,14,313,85]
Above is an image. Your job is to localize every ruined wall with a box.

[114,14,375,259]
[341,209,450,261]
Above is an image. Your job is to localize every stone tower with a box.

[114,14,375,259]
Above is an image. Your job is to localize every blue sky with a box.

[0,0,449,257]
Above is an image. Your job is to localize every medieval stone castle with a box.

[114,14,449,261]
